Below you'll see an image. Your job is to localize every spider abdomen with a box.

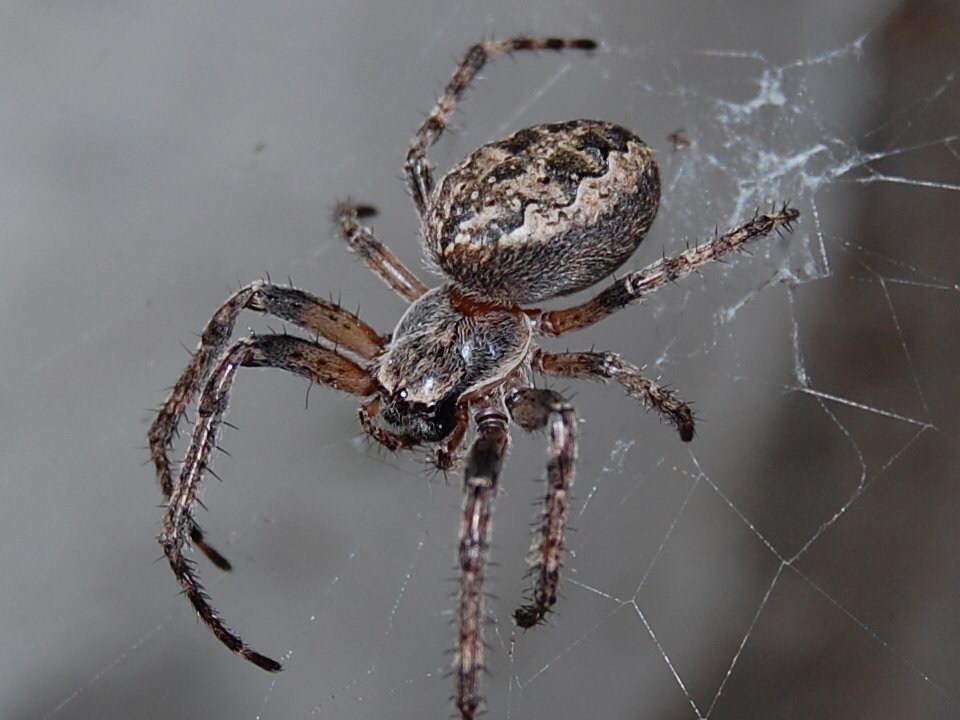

[425,120,660,304]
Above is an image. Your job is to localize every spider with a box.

[149,36,799,720]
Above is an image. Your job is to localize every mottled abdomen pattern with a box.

[425,120,660,304]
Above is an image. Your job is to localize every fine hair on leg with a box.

[506,388,577,628]
[533,349,695,441]
[536,206,800,336]
[159,334,376,671]
[333,201,429,301]
[455,407,509,720]
[148,280,385,568]
[404,36,597,217]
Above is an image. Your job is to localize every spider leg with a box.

[533,348,695,441]
[149,280,386,567]
[505,388,577,628]
[160,334,377,672]
[334,201,429,302]
[535,206,800,336]
[405,36,597,218]
[455,406,509,720]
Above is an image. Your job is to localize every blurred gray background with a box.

[2,1,958,719]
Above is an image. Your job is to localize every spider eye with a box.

[398,388,408,400]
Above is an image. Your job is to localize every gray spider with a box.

[149,36,798,720]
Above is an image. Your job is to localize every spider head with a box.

[379,384,460,443]
[374,285,533,444]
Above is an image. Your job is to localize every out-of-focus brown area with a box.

[711,1,960,717]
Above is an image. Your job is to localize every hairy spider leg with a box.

[334,201,429,302]
[149,280,386,568]
[533,349,695,441]
[536,206,800,336]
[159,334,377,672]
[505,388,578,628]
[404,36,597,218]
[455,406,509,720]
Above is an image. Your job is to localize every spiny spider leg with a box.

[533,349,695,441]
[536,206,800,336]
[505,388,578,628]
[404,36,597,217]
[334,201,429,301]
[160,334,377,672]
[456,406,509,720]
[149,280,385,568]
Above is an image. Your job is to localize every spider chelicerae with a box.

[149,36,799,720]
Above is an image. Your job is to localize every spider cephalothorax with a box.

[372,285,532,444]
[149,36,798,720]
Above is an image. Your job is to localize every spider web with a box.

[6,1,960,719]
